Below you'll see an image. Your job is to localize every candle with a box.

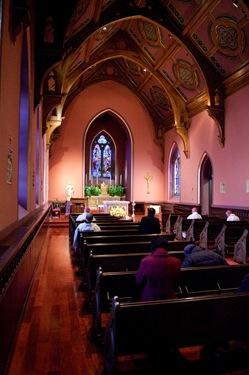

[120,174,122,185]
[115,175,117,185]
[109,173,111,185]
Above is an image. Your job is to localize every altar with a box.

[87,195,122,209]
[103,200,130,215]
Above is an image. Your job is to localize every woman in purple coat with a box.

[136,235,181,301]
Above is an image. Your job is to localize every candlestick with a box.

[132,200,136,221]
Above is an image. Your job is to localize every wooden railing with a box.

[0,205,50,375]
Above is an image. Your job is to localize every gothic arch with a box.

[199,153,213,216]
[83,109,134,201]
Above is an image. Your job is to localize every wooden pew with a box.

[103,293,249,375]
[86,246,186,311]
[179,218,221,241]
[82,241,152,271]
[179,263,249,297]
[86,254,146,312]
[69,213,129,242]
[80,233,176,260]
[91,263,249,345]
[215,225,249,262]
[82,239,188,270]
[198,221,224,250]
[185,219,207,242]
[175,217,193,240]
[82,232,175,246]
[165,214,182,234]
[76,228,140,257]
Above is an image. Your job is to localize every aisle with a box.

[6,227,104,375]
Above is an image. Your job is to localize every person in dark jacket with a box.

[136,235,181,301]
[181,244,228,268]
[138,207,161,234]
[236,273,249,293]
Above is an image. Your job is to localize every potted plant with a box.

[90,186,101,196]
[84,185,101,196]
[108,185,117,197]
[85,185,92,197]
[116,185,125,197]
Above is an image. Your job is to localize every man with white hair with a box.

[73,213,101,251]
[187,207,202,219]
[226,210,240,221]
[76,206,91,222]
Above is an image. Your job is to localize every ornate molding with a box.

[206,106,225,147]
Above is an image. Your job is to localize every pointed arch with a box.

[168,142,181,200]
[83,109,134,200]
[91,132,114,181]
[198,152,213,216]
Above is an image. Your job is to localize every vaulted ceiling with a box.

[33,0,249,157]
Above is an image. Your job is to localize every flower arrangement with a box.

[109,206,126,217]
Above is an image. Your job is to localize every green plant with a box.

[116,185,125,197]
[90,186,101,196]
[84,185,101,196]
[85,185,92,197]
[108,185,117,197]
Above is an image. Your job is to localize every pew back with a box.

[215,225,249,262]
[92,264,249,346]
[83,232,175,246]
[86,250,185,311]
[103,293,249,375]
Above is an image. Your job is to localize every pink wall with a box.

[49,81,164,203]
[0,1,23,229]
[164,85,249,209]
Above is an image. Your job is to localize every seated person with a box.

[236,273,249,293]
[187,207,202,219]
[226,209,240,221]
[138,207,161,234]
[75,206,95,222]
[73,213,101,251]
[136,235,181,301]
[181,244,228,268]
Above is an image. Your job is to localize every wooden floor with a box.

[5,217,249,375]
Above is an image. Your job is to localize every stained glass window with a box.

[172,147,181,197]
[92,134,112,178]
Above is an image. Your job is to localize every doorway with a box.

[200,154,213,216]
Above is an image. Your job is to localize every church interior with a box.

[1,0,249,374]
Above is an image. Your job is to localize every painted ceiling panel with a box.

[35,0,249,153]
